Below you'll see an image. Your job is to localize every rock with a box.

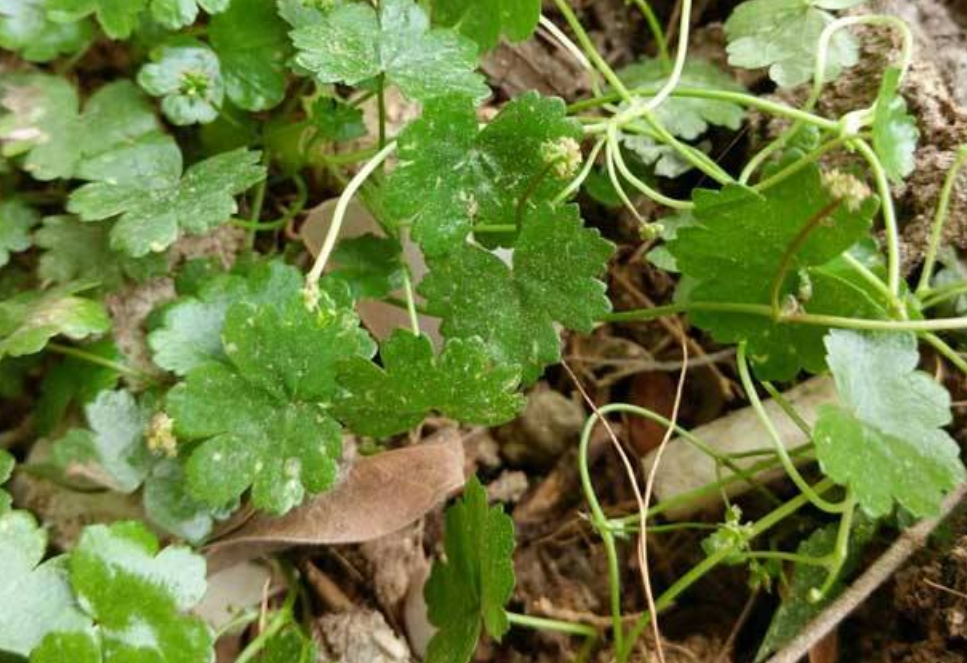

[497,385,586,468]
[318,609,413,663]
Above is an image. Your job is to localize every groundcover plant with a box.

[1,0,966,661]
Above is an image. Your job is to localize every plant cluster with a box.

[1,0,966,661]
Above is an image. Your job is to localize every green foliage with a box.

[68,148,265,256]
[725,0,865,87]
[66,521,213,662]
[0,200,39,268]
[431,0,541,52]
[814,330,966,517]
[873,67,919,184]
[385,92,583,255]
[0,511,89,657]
[168,284,374,514]
[0,0,93,63]
[138,40,225,125]
[291,0,488,103]
[618,58,746,140]
[0,284,111,359]
[36,339,120,434]
[668,164,881,380]
[329,234,405,300]
[150,0,229,30]
[336,331,524,437]
[424,476,516,663]
[422,203,613,382]
[47,0,146,39]
[0,449,13,512]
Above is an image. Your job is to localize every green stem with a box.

[506,612,600,639]
[628,0,670,70]
[737,343,847,514]
[922,281,967,309]
[550,0,634,102]
[923,332,967,377]
[245,169,268,249]
[554,137,606,204]
[751,136,854,194]
[916,146,967,295]
[760,382,813,438]
[852,138,902,298]
[46,342,153,382]
[376,74,387,150]
[230,174,308,232]
[607,126,694,210]
[474,224,518,234]
[618,479,836,661]
[769,199,843,319]
[817,493,855,599]
[603,302,967,332]
[235,581,298,663]
[517,160,560,226]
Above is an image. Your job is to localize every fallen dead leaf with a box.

[206,430,465,568]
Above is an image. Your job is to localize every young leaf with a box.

[421,203,613,382]
[67,521,213,662]
[68,148,265,257]
[667,165,879,380]
[814,330,966,518]
[311,97,367,143]
[0,200,39,268]
[0,75,179,184]
[47,0,147,40]
[149,0,229,29]
[138,40,225,126]
[336,331,524,437]
[291,0,488,103]
[385,93,583,255]
[168,287,375,514]
[873,67,918,184]
[0,285,111,359]
[209,0,290,112]
[36,216,166,291]
[30,630,101,663]
[0,0,93,63]
[36,339,120,435]
[431,0,540,52]
[143,459,228,544]
[149,260,303,376]
[724,0,864,87]
[424,476,515,663]
[617,58,746,140]
[329,234,405,300]
[0,511,90,657]
[52,390,151,494]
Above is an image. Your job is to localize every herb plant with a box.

[1,0,965,661]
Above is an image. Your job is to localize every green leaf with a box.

[36,339,120,435]
[36,216,166,291]
[385,93,583,255]
[52,390,151,494]
[0,449,13,514]
[291,0,488,103]
[336,331,523,437]
[422,203,613,383]
[149,0,229,29]
[725,0,864,87]
[424,476,515,663]
[0,75,179,184]
[149,260,303,376]
[168,286,375,514]
[143,459,227,544]
[431,0,540,51]
[617,58,746,140]
[0,200,39,268]
[329,234,405,300]
[138,40,224,126]
[0,0,93,63]
[0,285,111,359]
[873,67,918,185]
[31,631,101,663]
[311,97,367,142]
[814,330,966,518]
[47,0,147,39]
[667,165,880,380]
[210,0,290,112]
[0,511,90,657]
[68,148,265,257]
[757,517,875,660]
[68,521,213,662]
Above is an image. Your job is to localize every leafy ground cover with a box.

[2,0,967,661]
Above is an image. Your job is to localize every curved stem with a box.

[539,14,603,98]
[605,134,646,221]
[607,126,694,210]
[817,493,856,599]
[923,332,967,377]
[550,0,633,102]
[628,0,671,69]
[851,138,902,297]
[916,146,967,295]
[305,141,397,290]
[737,343,848,514]
[554,138,605,203]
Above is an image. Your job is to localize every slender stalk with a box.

[628,0,670,70]
[916,145,967,294]
[550,0,633,102]
[306,142,397,290]
[817,493,856,598]
[376,73,387,149]
[46,342,153,382]
[852,139,902,297]
[245,170,268,249]
[603,302,967,332]
[607,126,693,210]
[751,136,854,194]
[506,612,600,639]
[769,200,842,318]
[922,281,967,309]
[923,332,967,377]
[554,138,605,203]
[230,174,308,232]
